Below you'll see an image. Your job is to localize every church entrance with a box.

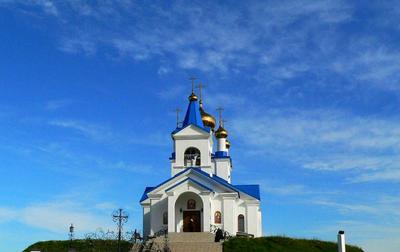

[175,192,203,232]
[183,211,201,232]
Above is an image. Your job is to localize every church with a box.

[140,85,262,238]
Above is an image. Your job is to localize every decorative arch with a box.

[184,147,201,166]
[174,191,204,232]
[214,211,222,224]
[238,214,245,232]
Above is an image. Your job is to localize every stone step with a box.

[169,242,222,252]
[147,232,222,252]
[165,232,215,243]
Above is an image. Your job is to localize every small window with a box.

[163,211,168,225]
[184,147,201,166]
[187,199,196,209]
[214,211,222,224]
[238,214,245,232]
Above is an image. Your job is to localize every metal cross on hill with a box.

[112,208,128,252]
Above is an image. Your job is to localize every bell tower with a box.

[169,79,232,182]
[170,79,215,176]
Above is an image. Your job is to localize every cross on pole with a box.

[175,108,181,127]
[189,76,197,93]
[196,83,206,106]
[216,107,224,126]
[112,208,128,252]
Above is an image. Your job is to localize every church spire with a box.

[181,78,204,128]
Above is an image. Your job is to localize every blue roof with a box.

[234,184,261,200]
[140,186,155,202]
[182,97,203,128]
[140,167,261,202]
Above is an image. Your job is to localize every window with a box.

[163,211,168,225]
[238,214,245,232]
[184,147,201,166]
[214,211,222,224]
[187,199,196,209]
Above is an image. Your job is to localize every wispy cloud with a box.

[45,99,73,111]
[4,0,400,94]
[232,109,400,182]
[0,200,114,233]
[49,119,114,142]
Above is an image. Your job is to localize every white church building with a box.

[140,88,262,238]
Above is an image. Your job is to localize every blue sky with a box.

[0,1,399,251]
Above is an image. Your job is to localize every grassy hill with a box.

[23,239,132,252]
[24,236,364,252]
[223,236,364,252]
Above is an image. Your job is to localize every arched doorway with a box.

[174,192,203,232]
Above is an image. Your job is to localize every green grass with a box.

[223,236,364,252]
[23,239,132,252]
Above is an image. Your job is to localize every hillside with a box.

[24,236,364,252]
[23,239,132,252]
[223,236,364,252]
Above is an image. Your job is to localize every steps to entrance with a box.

[150,232,222,252]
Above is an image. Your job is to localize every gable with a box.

[165,177,213,193]
[140,168,261,203]
[172,124,210,139]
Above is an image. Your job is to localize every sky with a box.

[0,0,399,251]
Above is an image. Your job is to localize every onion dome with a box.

[215,125,228,138]
[200,107,216,129]
[226,139,231,149]
[189,92,198,101]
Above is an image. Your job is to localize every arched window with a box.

[187,199,196,209]
[163,211,168,225]
[238,214,245,232]
[184,147,201,166]
[214,211,222,224]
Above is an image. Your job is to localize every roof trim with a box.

[165,177,213,192]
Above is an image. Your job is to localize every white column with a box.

[221,193,237,235]
[149,194,163,235]
[246,201,259,236]
[338,231,346,252]
[167,192,176,233]
[200,192,211,232]
[142,203,151,238]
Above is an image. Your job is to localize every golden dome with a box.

[200,107,216,129]
[215,125,228,138]
[226,139,231,149]
[189,92,198,101]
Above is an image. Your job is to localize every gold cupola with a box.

[215,125,228,138]
[226,139,231,149]
[200,106,216,129]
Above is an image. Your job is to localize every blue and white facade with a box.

[140,91,262,238]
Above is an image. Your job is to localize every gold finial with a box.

[175,108,181,127]
[215,107,228,138]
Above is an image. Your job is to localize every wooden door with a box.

[183,211,201,232]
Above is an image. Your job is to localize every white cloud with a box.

[45,99,72,111]
[49,119,114,142]
[0,200,114,233]
[232,109,400,182]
